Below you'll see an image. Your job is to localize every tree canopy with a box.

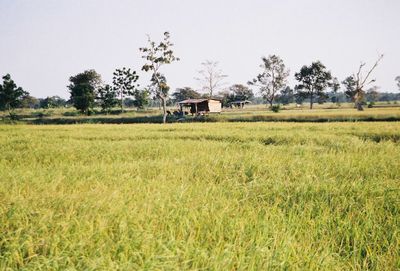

[68,69,102,115]
[248,55,289,107]
[172,87,202,103]
[295,61,332,109]
[229,84,254,101]
[97,84,118,113]
[140,31,179,123]
[112,67,139,111]
[0,74,28,112]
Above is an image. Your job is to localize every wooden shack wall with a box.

[185,100,221,114]
[208,100,222,113]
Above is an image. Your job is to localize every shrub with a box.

[271,104,281,113]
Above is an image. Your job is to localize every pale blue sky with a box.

[0,0,399,98]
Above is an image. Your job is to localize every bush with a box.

[271,105,281,113]
[368,102,375,108]
[9,111,19,120]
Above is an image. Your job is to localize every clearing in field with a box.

[0,122,399,270]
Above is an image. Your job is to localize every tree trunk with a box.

[120,93,124,112]
[310,95,313,109]
[356,101,364,111]
[269,100,273,108]
[161,97,167,124]
[355,89,364,111]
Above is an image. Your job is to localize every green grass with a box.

[1,103,400,124]
[0,122,399,270]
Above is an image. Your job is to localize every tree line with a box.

[1,31,400,122]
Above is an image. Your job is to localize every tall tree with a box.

[342,76,357,102]
[195,60,227,98]
[68,69,101,115]
[248,55,289,108]
[346,54,384,111]
[112,67,139,111]
[172,87,201,103]
[133,88,150,110]
[330,77,341,105]
[140,31,180,123]
[0,74,28,113]
[229,84,254,101]
[97,84,118,113]
[294,61,332,109]
[276,86,294,105]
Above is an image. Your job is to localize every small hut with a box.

[178,99,221,114]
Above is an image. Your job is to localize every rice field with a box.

[1,104,400,124]
[0,122,399,270]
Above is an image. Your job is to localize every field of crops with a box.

[1,104,400,124]
[1,122,399,270]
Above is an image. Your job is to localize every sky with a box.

[0,0,399,99]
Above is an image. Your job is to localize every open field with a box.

[1,122,399,270]
[1,103,400,124]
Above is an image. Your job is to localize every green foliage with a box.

[39,96,67,109]
[132,88,150,109]
[217,85,253,108]
[248,55,289,106]
[229,84,254,101]
[0,123,399,269]
[366,87,379,102]
[68,70,102,115]
[112,67,139,110]
[0,74,29,112]
[217,90,236,108]
[342,76,357,100]
[295,61,333,109]
[20,95,40,109]
[172,87,201,102]
[276,86,294,105]
[97,84,119,113]
[270,104,281,112]
[139,31,179,123]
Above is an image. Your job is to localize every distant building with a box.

[178,99,222,114]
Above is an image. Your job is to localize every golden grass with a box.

[0,122,399,269]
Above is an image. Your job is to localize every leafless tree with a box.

[352,54,384,111]
[195,60,227,98]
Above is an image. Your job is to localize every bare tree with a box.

[350,54,384,111]
[249,55,289,108]
[195,60,227,98]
